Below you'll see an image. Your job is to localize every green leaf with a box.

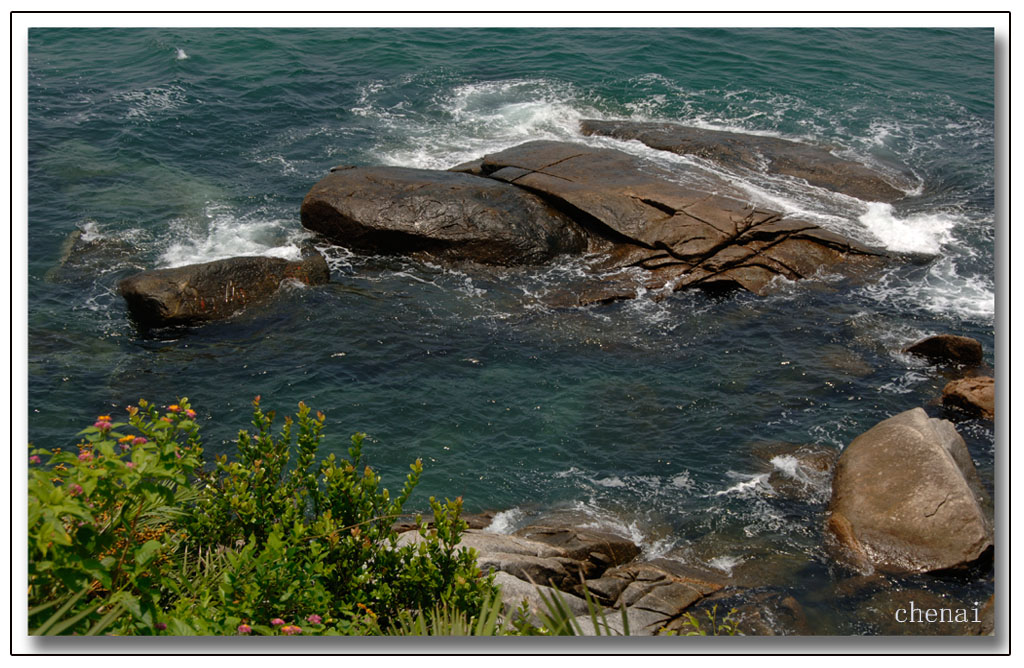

[134,540,162,569]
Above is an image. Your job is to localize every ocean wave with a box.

[157,202,309,268]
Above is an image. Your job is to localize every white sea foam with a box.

[858,202,957,255]
[858,253,994,323]
[770,454,802,479]
[484,507,525,534]
[714,472,771,497]
[359,78,604,170]
[158,203,307,268]
[78,220,102,242]
[175,48,189,61]
[707,555,744,575]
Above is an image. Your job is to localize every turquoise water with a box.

[27,28,995,633]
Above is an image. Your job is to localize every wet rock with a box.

[300,165,587,265]
[453,140,883,299]
[905,334,985,367]
[46,226,142,283]
[392,511,494,534]
[580,119,912,202]
[819,345,875,378]
[827,408,993,574]
[942,376,995,420]
[118,252,330,328]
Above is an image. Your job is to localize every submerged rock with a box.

[453,140,883,300]
[580,119,913,203]
[46,225,142,283]
[905,334,985,367]
[119,252,330,328]
[300,165,587,265]
[827,408,993,574]
[942,376,995,420]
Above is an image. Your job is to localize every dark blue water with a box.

[27,28,995,634]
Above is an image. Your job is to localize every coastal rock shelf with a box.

[118,125,904,327]
[303,134,888,306]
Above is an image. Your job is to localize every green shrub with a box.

[28,399,202,635]
[28,397,495,636]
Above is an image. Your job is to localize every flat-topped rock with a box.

[580,119,913,203]
[453,140,883,298]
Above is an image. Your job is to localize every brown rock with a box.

[513,525,641,569]
[827,408,993,574]
[942,376,995,419]
[300,165,587,265]
[905,334,985,366]
[453,140,882,299]
[118,252,330,328]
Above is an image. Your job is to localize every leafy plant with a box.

[28,399,202,635]
[28,397,495,636]
[677,604,741,636]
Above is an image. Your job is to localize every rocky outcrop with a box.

[119,252,330,328]
[579,560,725,635]
[513,525,642,576]
[580,119,912,203]
[300,165,587,265]
[905,334,985,367]
[827,408,993,574]
[942,376,995,420]
[452,141,882,300]
[395,522,729,635]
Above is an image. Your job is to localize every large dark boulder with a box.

[300,165,587,265]
[827,408,993,574]
[905,334,985,367]
[119,252,330,328]
[580,119,912,203]
[453,140,882,299]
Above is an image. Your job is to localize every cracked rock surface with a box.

[301,136,888,305]
[827,407,993,574]
[452,141,883,302]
